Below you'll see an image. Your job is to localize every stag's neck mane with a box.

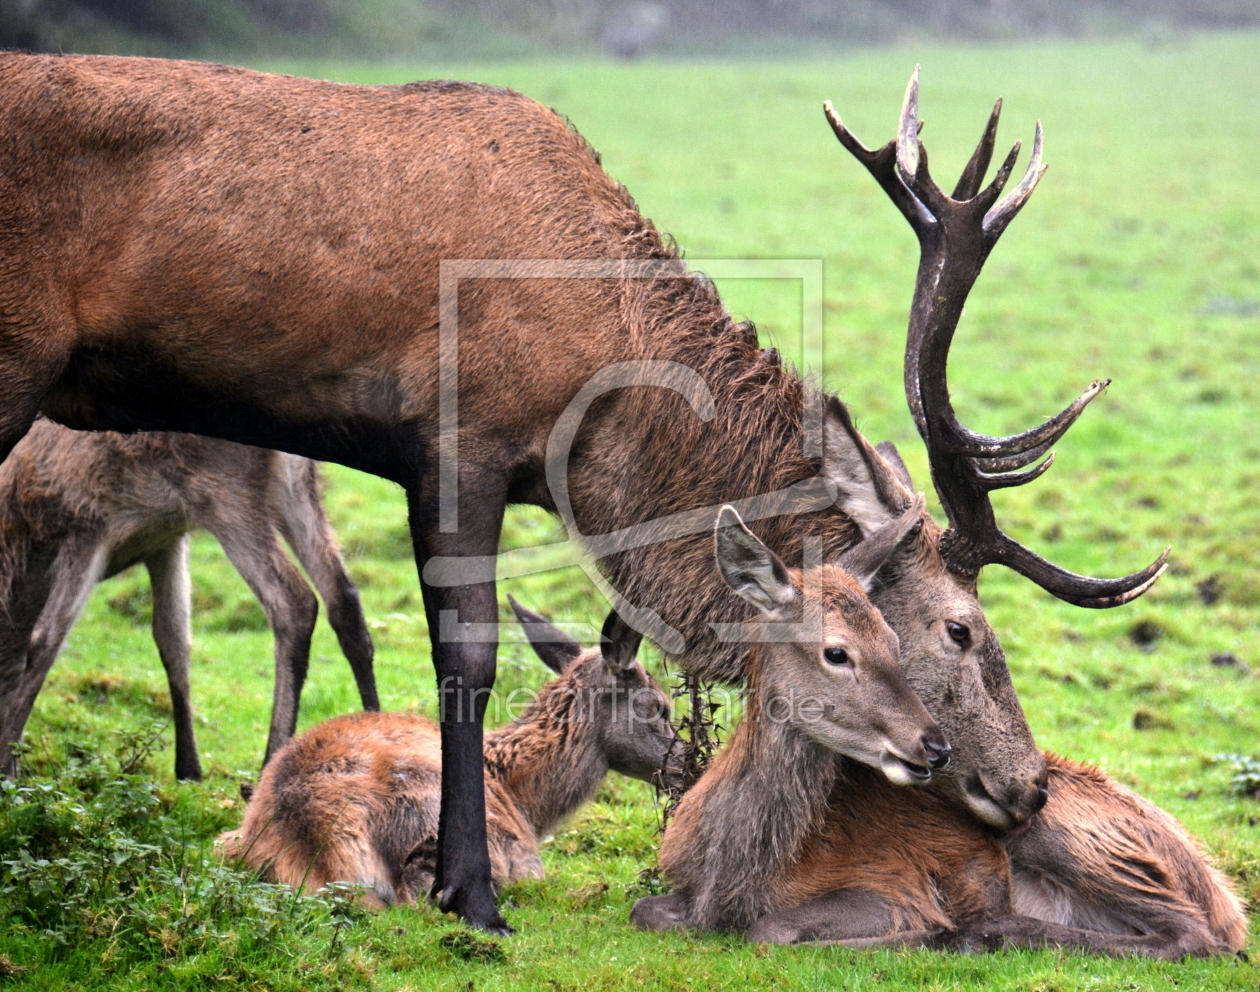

[665,655,841,930]
[567,253,860,682]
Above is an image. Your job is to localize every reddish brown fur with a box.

[221,633,679,904]
[653,737,1244,954]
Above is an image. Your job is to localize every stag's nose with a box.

[923,737,951,770]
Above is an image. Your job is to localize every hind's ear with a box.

[600,610,643,673]
[715,504,797,614]
[510,595,583,674]
[875,440,915,489]
[823,397,913,535]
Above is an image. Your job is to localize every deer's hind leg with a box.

[747,889,932,945]
[272,457,378,712]
[945,914,1229,959]
[146,535,201,781]
[4,536,106,773]
[201,507,319,769]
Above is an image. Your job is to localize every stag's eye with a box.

[946,622,971,647]
[823,647,851,666]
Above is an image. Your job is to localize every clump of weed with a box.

[0,723,370,988]
[438,928,505,963]
[1216,754,1260,799]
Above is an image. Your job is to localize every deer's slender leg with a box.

[410,469,509,935]
[146,535,201,781]
[0,542,62,776]
[274,459,378,711]
[202,509,319,768]
[945,914,1227,959]
[747,889,906,944]
[5,538,106,773]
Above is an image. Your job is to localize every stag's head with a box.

[714,504,951,785]
[817,70,1167,831]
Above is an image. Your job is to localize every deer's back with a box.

[3,55,656,433]
[1007,754,1247,949]
[0,419,296,574]
[226,711,539,904]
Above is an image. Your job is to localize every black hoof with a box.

[437,882,512,935]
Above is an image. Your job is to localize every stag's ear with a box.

[715,505,798,614]
[510,595,583,674]
[823,396,913,535]
[837,495,925,592]
[600,610,643,673]
[875,440,915,489]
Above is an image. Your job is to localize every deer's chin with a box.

[879,751,932,786]
[961,775,1019,829]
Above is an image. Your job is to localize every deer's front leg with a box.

[412,475,509,935]
[630,892,695,931]
[747,889,911,945]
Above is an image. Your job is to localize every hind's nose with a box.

[923,737,951,770]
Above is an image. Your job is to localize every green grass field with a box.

[7,30,1260,991]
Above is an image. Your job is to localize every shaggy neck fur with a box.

[565,271,862,684]
[482,666,610,842]
[662,648,841,931]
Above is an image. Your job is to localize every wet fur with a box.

[0,418,376,780]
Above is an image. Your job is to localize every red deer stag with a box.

[220,597,683,903]
[0,55,1165,931]
[0,418,377,781]
[634,71,1244,957]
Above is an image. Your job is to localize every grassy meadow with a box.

[7,30,1260,991]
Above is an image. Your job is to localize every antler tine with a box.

[985,121,1047,238]
[952,98,1002,201]
[896,66,923,179]
[952,378,1110,459]
[834,68,1167,609]
[974,435,1054,473]
[823,100,931,233]
[973,450,1056,490]
[995,539,1171,609]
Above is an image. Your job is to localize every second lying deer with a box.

[221,598,684,904]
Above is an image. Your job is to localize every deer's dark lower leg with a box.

[412,474,509,935]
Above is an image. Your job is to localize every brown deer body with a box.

[220,599,682,903]
[0,417,377,781]
[756,755,1247,956]
[637,73,1245,957]
[0,54,1167,930]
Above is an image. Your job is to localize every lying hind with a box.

[222,598,681,905]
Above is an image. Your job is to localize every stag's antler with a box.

[824,67,1167,608]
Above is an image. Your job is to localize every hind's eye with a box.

[823,647,851,666]
[946,622,971,647]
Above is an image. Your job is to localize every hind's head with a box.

[509,596,683,791]
[714,503,950,785]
